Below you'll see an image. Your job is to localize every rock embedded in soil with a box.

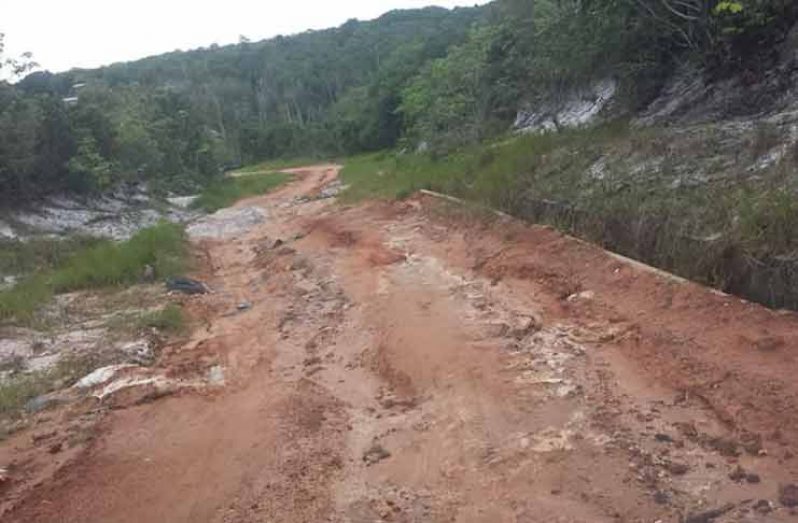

[780,483,798,507]
[363,443,391,465]
[166,277,209,295]
[709,436,740,457]
[683,503,735,523]
[666,461,690,475]
[753,499,773,514]
[746,473,761,484]
[24,395,63,414]
[729,465,747,482]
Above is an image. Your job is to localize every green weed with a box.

[138,304,186,334]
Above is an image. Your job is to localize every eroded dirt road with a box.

[4,165,798,522]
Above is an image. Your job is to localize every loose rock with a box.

[166,277,209,295]
[667,462,689,475]
[684,503,734,523]
[709,436,740,457]
[363,443,391,465]
[780,483,798,507]
[753,500,773,514]
[729,465,747,482]
[24,395,63,414]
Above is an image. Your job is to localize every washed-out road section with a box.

[3,165,798,522]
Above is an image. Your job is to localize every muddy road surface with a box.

[4,165,798,522]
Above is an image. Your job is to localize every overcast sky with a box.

[3,1,486,73]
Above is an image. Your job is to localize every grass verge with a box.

[192,172,290,212]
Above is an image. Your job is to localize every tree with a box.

[0,33,38,80]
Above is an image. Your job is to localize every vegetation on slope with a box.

[0,222,188,322]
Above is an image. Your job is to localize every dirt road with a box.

[4,165,798,521]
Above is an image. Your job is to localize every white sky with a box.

[3,1,486,73]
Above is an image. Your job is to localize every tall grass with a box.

[0,236,101,277]
[192,172,290,212]
[0,222,188,323]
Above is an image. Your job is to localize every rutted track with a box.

[4,165,798,522]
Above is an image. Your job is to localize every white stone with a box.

[187,207,267,240]
[74,364,137,389]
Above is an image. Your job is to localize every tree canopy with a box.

[0,1,794,203]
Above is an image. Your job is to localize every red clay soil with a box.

[2,165,797,522]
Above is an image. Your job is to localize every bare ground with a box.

[2,165,798,522]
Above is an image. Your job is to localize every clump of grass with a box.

[0,275,53,324]
[138,304,186,334]
[0,222,188,324]
[192,172,290,212]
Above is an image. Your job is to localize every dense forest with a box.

[1,0,796,203]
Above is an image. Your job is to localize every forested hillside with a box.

[1,0,797,204]
[0,6,484,201]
